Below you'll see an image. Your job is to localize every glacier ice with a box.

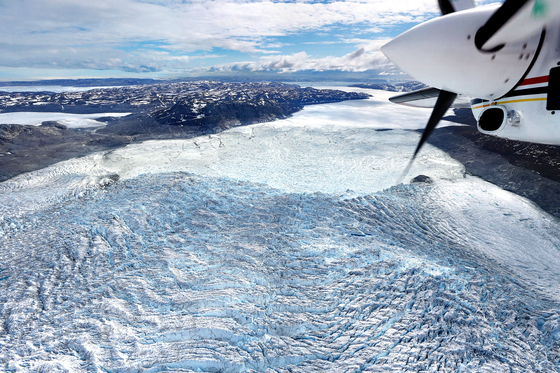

[0,112,131,128]
[1,89,560,372]
[2,174,560,372]
[0,91,463,216]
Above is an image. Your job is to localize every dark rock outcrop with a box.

[149,83,369,131]
[410,175,433,184]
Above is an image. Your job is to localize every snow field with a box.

[1,89,560,372]
[0,112,131,128]
[1,173,560,372]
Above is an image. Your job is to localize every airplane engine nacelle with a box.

[382,0,560,149]
[381,5,544,100]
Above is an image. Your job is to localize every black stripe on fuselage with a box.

[498,28,547,100]
[503,86,548,98]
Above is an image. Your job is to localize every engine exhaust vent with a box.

[478,107,506,132]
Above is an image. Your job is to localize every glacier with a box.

[1,90,560,372]
[0,112,131,128]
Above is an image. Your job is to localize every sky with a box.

[0,0,499,81]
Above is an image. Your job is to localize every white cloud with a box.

[0,0,447,75]
[211,41,392,73]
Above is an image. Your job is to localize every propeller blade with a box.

[438,0,456,15]
[475,0,530,51]
[475,0,560,51]
[412,89,457,159]
[438,0,475,15]
[398,90,457,183]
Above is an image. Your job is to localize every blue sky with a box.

[0,0,498,81]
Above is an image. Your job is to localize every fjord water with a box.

[1,90,560,372]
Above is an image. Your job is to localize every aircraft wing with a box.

[388,87,471,109]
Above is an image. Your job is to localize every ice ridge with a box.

[1,172,559,372]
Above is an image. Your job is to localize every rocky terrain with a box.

[0,81,369,181]
[0,81,367,116]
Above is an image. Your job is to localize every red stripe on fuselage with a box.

[520,76,549,86]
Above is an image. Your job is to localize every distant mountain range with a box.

[0,72,412,88]
[0,78,162,87]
